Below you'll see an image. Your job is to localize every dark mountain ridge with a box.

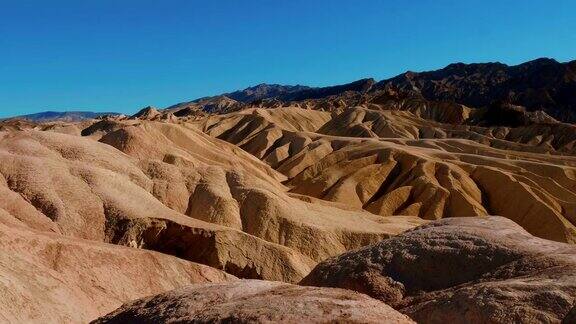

[167,57,575,123]
[8,58,572,123]
[376,57,576,122]
[226,83,312,102]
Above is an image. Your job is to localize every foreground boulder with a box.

[91,280,414,323]
[301,216,576,323]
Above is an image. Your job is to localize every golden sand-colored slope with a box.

[193,106,576,243]
[0,124,421,282]
[94,121,423,265]
[0,122,423,321]
[319,107,576,153]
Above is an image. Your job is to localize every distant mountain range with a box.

[378,57,576,122]
[168,57,576,123]
[5,57,576,123]
[4,111,121,122]
[167,79,375,110]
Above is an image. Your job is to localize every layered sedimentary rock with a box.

[195,106,576,243]
[0,122,423,322]
[0,126,421,283]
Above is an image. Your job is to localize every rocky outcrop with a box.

[131,106,161,120]
[301,217,576,324]
[92,280,414,324]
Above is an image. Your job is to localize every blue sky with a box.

[1,0,575,117]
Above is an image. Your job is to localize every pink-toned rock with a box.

[0,211,235,324]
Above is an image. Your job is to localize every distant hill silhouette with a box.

[375,57,576,122]
[6,111,121,122]
[168,57,576,122]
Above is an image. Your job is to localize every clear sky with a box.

[1,0,575,117]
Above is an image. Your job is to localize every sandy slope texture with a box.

[94,121,424,269]
[0,127,421,283]
[0,208,234,324]
[194,106,576,243]
[319,106,576,154]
